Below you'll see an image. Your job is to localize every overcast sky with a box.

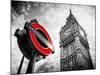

[11,1,96,74]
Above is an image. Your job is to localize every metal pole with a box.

[17,55,24,74]
[26,53,37,73]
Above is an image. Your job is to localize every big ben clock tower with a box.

[60,9,94,71]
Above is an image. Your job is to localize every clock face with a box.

[79,27,86,39]
[64,28,71,36]
[80,29,84,37]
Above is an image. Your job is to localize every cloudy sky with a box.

[11,1,96,74]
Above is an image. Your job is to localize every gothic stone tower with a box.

[60,9,94,71]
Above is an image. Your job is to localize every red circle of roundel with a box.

[29,23,53,56]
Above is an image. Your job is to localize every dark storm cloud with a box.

[11,1,63,23]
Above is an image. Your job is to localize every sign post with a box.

[14,19,54,74]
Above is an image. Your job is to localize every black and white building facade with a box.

[60,9,94,71]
